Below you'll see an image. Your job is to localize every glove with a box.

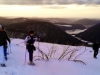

[33,45,36,51]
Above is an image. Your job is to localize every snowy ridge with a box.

[0,39,100,75]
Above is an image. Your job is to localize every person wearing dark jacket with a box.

[0,25,7,67]
[92,41,99,59]
[24,31,38,65]
[2,26,11,61]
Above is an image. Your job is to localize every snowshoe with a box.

[94,57,97,59]
[1,64,6,67]
[28,62,35,65]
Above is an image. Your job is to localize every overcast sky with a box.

[0,0,100,5]
[0,0,100,19]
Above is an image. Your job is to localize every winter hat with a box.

[0,24,2,28]
[29,30,34,34]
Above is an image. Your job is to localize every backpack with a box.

[26,36,36,51]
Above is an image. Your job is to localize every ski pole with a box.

[38,41,40,56]
[35,37,40,56]
[9,43,12,53]
[24,50,27,65]
[7,43,10,54]
[7,46,9,54]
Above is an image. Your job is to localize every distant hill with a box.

[0,17,30,26]
[0,17,76,26]
[4,20,83,45]
[0,17,12,25]
[43,18,77,24]
[55,22,86,31]
[73,18,100,26]
[76,23,100,43]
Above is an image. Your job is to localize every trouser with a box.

[28,50,33,62]
[94,50,98,58]
[0,46,5,64]
[4,47,7,57]
[27,45,35,62]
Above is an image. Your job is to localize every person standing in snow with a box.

[2,26,11,61]
[92,41,99,59]
[0,25,7,67]
[24,30,38,65]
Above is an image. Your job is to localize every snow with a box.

[0,39,100,75]
[60,25,72,27]
[66,29,87,34]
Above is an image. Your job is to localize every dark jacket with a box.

[3,31,10,45]
[92,42,99,51]
[0,31,6,46]
[26,36,36,51]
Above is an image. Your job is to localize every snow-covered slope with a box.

[0,39,100,75]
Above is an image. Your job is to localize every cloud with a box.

[0,0,44,5]
[41,5,67,9]
[0,0,100,5]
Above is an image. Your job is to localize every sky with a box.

[0,0,100,19]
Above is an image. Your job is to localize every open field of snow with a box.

[0,39,100,75]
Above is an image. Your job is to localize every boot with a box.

[28,61,35,65]
[1,64,6,67]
